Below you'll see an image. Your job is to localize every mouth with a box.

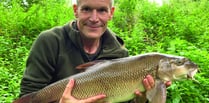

[186,68,200,83]
[85,25,102,31]
[88,25,100,28]
[187,68,198,79]
[85,23,103,28]
[172,67,198,80]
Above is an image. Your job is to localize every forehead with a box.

[78,0,111,8]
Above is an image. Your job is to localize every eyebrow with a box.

[80,5,109,10]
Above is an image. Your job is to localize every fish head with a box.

[158,57,198,81]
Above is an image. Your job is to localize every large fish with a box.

[13,53,198,103]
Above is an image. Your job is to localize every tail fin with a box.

[13,93,35,103]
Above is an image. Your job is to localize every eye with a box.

[175,59,184,66]
[81,7,91,12]
[98,8,108,13]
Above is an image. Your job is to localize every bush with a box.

[0,0,208,102]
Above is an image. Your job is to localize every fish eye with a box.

[175,58,184,66]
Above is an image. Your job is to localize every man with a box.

[20,0,158,102]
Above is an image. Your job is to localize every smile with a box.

[88,25,100,28]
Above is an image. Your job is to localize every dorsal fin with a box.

[76,60,105,72]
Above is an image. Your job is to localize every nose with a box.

[185,60,198,69]
[89,10,99,22]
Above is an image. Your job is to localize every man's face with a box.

[73,0,114,39]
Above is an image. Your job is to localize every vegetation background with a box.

[0,0,208,102]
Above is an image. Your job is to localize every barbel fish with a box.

[13,53,198,103]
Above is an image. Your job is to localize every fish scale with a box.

[71,55,162,102]
[13,53,198,103]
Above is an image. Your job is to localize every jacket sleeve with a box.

[19,31,59,97]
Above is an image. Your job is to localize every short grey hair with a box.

[74,0,114,7]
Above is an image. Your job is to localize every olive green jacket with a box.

[20,21,129,97]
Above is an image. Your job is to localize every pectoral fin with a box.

[13,92,36,103]
[146,80,166,103]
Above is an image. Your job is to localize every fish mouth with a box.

[186,68,200,83]
[172,67,198,80]
[187,68,198,79]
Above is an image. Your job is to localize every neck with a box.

[81,37,100,54]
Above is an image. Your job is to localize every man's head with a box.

[75,0,114,7]
[73,0,115,40]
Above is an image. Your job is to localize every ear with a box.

[73,4,78,18]
[109,7,115,20]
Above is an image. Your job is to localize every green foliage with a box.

[0,0,74,102]
[112,0,139,32]
[0,36,29,102]
[0,0,208,102]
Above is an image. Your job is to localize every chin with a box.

[80,26,106,39]
[84,30,104,38]
[85,33,102,39]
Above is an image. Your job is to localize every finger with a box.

[143,79,151,90]
[81,94,106,103]
[134,89,142,96]
[62,79,74,98]
[165,81,172,87]
[146,75,155,88]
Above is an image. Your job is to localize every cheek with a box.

[99,14,112,22]
[78,16,89,22]
[100,19,110,27]
[159,61,172,71]
[173,65,188,75]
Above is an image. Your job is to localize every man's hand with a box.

[134,75,172,96]
[133,75,172,102]
[59,79,106,103]
[133,75,154,96]
[143,75,155,90]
